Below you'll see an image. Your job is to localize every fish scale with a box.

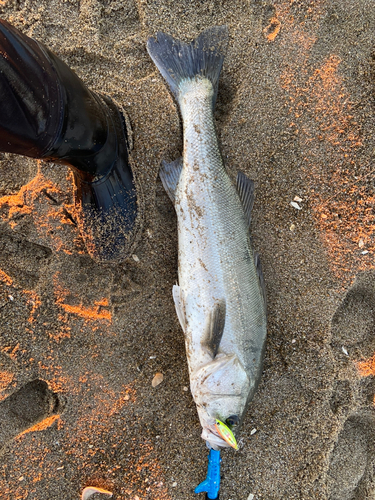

[179,85,263,377]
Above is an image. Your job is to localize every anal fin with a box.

[254,252,267,315]
[160,158,183,204]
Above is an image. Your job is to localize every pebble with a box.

[152,372,164,387]
[248,494,255,500]
[250,428,257,435]
[290,201,302,210]
[293,195,303,202]
[172,482,177,487]
[361,250,369,255]
[342,346,348,356]
[183,386,188,391]
[132,254,140,262]
[358,239,364,248]
[290,223,296,231]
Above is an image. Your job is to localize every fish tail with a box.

[147,26,228,107]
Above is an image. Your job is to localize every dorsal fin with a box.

[201,300,226,358]
[236,171,255,228]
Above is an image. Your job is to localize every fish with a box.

[147,26,267,450]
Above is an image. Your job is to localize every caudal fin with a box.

[147,26,228,106]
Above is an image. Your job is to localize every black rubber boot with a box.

[0,19,139,262]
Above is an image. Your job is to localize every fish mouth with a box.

[201,417,230,449]
[197,408,240,449]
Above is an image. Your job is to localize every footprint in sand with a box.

[0,228,52,289]
[328,271,375,499]
[327,413,375,500]
[0,379,61,452]
[331,271,375,359]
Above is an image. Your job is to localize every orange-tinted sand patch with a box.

[57,374,172,499]
[356,355,375,377]
[19,415,60,437]
[278,3,375,285]
[0,269,13,286]
[2,343,20,361]
[53,273,112,323]
[24,290,42,323]
[0,370,14,392]
[264,16,282,42]
[59,302,112,321]
[0,170,83,255]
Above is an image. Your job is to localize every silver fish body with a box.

[147,27,267,449]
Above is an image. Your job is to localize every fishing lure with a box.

[214,420,238,450]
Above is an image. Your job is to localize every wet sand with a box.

[0,0,375,499]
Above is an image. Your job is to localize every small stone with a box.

[172,482,177,487]
[290,223,296,231]
[18,477,24,481]
[358,239,364,248]
[291,339,296,344]
[152,372,164,387]
[8,295,14,301]
[361,250,369,255]
[248,494,255,500]
[88,444,93,448]
[342,346,348,356]
[293,196,303,202]
[250,428,257,435]
[183,386,188,392]
[124,394,130,401]
[290,201,301,210]
[132,254,140,262]
[56,466,64,470]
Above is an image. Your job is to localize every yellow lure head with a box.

[214,419,238,450]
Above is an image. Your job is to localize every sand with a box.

[0,0,374,499]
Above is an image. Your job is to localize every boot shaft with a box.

[0,19,119,176]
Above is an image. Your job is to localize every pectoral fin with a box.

[202,300,226,358]
[160,158,183,204]
[236,171,255,229]
[172,284,186,333]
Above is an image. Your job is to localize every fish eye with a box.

[225,415,240,427]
